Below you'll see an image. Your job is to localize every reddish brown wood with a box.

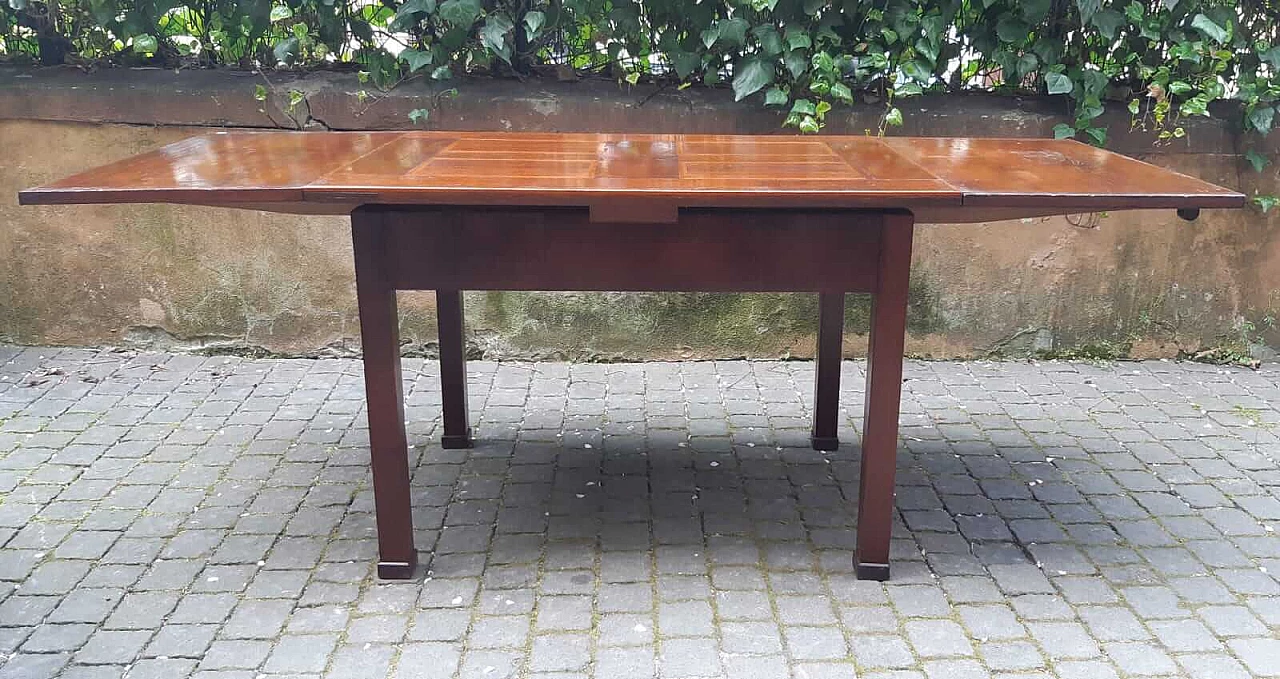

[811,292,845,451]
[351,207,417,579]
[383,208,881,292]
[17,132,1249,583]
[855,212,915,581]
[18,132,1244,224]
[436,289,472,449]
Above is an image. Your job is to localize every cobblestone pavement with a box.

[1,346,1279,679]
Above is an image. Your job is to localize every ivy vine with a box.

[3,0,1278,207]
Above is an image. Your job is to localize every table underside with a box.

[353,206,914,581]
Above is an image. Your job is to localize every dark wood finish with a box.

[19,131,1247,583]
[436,289,472,449]
[19,132,1244,224]
[351,207,417,579]
[855,213,915,581]
[383,208,881,293]
[811,292,845,451]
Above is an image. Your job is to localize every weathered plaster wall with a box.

[3,68,1278,360]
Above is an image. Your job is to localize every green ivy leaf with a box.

[438,0,481,27]
[1075,0,1101,23]
[783,50,806,79]
[132,34,158,54]
[524,11,545,40]
[732,57,773,101]
[1015,53,1038,78]
[431,66,453,80]
[480,14,514,62]
[996,16,1030,43]
[790,99,817,116]
[753,26,784,57]
[764,87,788,106]
[1021,0,1051,23]
[1045,72,1074,95]
[269,4,292,22]
[700,24,720,50]
[1245,150,1271,173]
[408,108,430,125]
[896,82,924,97]
[902,59,932,84]
[400,48,433,73]
[1261,45,1280,67]
[273,37,299,64]
[884,107,904,127]
[672,52,701,80]
[1190,14,1229,44]
[1249,105,1276,134]
[1085,127,1107,146]
[1168,81,1193,96]
[829,82,853,104]
[253,84,268,102]
[785,26,811,51]
[798,116,820,133]
[1052,123,1076,139]
[1253,194,1279,213]
[1090,10,1124,40]
[716,18,749,48]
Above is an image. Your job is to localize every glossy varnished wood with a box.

[378,207,883,292]
[19,131,1246,584]
[19,131,1244,222]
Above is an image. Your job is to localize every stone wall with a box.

[3,67,1278,360]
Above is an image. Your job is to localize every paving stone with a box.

[395,641,463,679]
[852,636,916,669]
[263,634,340,674]
[5,354,1280,679]
[530,635,591,673]
[1228,637,1280,677]
[596,647,656,679]
[658,637,721,677]
[905,619,974,657]
[19,623,96,653]
[73,629,151,664]
[144,623,219,658]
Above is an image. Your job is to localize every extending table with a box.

[20,131,1244,580]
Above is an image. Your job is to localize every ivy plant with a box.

[1,0,1277,206]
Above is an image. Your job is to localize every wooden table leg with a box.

[437,289,473,449]
[811,292,844,451]
[352,209,417,579]
[855,213,914,581]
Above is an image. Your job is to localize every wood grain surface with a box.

[18,131,1244,223]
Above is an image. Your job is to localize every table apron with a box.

[358,206,892,293]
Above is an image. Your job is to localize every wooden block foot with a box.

[441,431,474,449]
[855,559,890,581]
[810,435,839,451]
[377,554,418,579]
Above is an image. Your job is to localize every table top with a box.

[18,131,1244,224]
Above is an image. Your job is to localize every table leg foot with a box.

[810,435,839,451]
[377,555,419,580]
[354,208,418,583]
[854,558,890,581]
[853,212,914,587]
[441,430,474,449]
[437,289,473,450]
[811,291,844,450]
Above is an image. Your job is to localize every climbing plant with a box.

[2,0,1278,203]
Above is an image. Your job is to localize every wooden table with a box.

[20,132,1244,581]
